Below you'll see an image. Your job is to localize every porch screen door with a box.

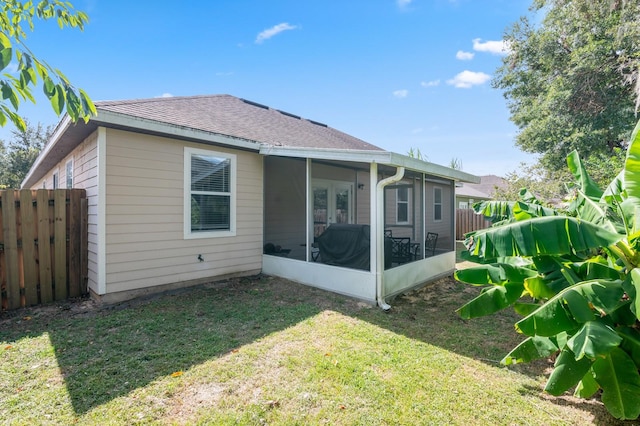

[313,180,353,237]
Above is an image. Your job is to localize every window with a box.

[184,147,236,238]
[65,160,74,188]
[396,187,409,223]
[434,187,442,221]
[52,170,59,189]
[42,180,46,189]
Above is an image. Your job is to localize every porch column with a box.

[369,162,378,274]
[306,158,313,262]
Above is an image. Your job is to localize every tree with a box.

[0,0,96,131]
[496,150,625,203]
[494,0,640,169]
[0,119,50,187]
[455,118,640,420]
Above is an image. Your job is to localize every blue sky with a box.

[5,0,535,176]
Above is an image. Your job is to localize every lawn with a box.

[0,274,625,425]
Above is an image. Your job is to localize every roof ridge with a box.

[95,94,233,107]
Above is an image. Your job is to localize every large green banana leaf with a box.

[592,347,640,420]
[566,320,622,360]
[623,119,640,207]
[454,263,538,286]
[601,170,625,204]
[456,282,524,319]
[466,216,622,262]
[501,335,559,365]
[574,371,600,398]
[472,200,516,223]
[617,326,640,367]
[566,150,603,202]
[544,348,594,395]
[473,200,557,224]
[625,268,640,319]
[516,280,625,337]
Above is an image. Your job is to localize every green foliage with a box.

[0,1,95,130]
[0,119,50,188]
[495,0,640,170]
[455,118,640,420]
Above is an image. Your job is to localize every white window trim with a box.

[433,186,443,222]
[184,146,237,239]
[65,159,74,188]
[396,186,409,224]
[52,168,60,189]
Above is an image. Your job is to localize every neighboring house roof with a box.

[456,174,506,200]
[23,94,480,187]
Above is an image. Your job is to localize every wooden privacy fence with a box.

[1,189,88,311]
[456,208,491,240]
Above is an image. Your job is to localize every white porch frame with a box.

[261,148,478,308]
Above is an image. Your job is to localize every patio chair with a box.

[425,232,438,256]
[412,232,439,259]
[390,237,412,265]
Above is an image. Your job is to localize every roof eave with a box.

[260,146,480,183]
[21,115,74,188]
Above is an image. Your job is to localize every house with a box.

[455,174,506,209]
[22,94,479,308]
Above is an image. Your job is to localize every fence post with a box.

[2,190,21,309]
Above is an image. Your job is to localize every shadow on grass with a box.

[0,274,622,423]
[0,276,325,415]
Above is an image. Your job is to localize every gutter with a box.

[375,166,405,311]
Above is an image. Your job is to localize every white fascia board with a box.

[259,145,394,163]
[21,115,73,188]
[93,109,261,152]
[259,146,480,184]
[388,153,480,184]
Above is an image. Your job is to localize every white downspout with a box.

[375,166,405,310]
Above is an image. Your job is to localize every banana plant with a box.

[455,119,640,420]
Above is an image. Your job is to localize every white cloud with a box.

[420,80,440,88]
[412,128,423,134]
[472,38,511,55]
[456,50,474,61]
[393,89,409,98]
[446,70,491,88]
[397,0,412,7]
[256,23,298,44]
[156,93,174,98]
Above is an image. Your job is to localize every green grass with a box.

[0,275,623,425]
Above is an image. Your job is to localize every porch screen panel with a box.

[191,154,231,231]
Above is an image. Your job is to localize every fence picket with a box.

[36,190,53,304]
[68,190,81,297]
[54,190,67,301]
[20,190,39,306]
[2,190,21,309]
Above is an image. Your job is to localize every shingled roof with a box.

[95,94,383,151]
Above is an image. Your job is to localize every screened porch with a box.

[260,151,472,307]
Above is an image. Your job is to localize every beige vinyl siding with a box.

[264,157,307,260]
[30,131,100,294]
[355,170,370,225]
[104,129,263,294]
[424,181,454,248]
